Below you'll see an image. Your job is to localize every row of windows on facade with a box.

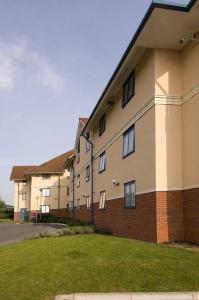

[20,186,70,200]
[76,124,135,187]
[76,71,135,162]
[70,181,136,210]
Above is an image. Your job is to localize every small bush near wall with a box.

[38,214,90,226]
[32,225,96,239]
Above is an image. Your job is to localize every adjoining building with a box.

[68,0,199,243]
[10,150,73,221]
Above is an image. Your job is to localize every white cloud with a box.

[0,39,66,93]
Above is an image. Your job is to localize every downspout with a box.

[81,133,94,225]
[72,164,75,218]
[58,175,61,217]
[17,181,20,220]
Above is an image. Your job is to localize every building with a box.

[10,150,73,221]
[69,0,199,243]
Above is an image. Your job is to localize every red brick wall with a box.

[74,193,157,242]
[156,191,184,243]
[183,188,199,242]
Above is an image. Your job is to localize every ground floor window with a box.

[124,181,136,208]
[41,205,50,214]
[99,191,106,209]
[76,199,80,210]
[86,195,91,209]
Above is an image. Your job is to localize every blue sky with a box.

[0,0,189,205]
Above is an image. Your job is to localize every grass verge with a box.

[0,234,199,300]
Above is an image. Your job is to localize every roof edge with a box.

[82,0,197,134]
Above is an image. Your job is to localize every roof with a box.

[10,149,74,180]
[79,118,88,126]
[82,0,198,134]
[25,149,74,175]
[10,166,35,181]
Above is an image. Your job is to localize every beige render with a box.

[13,170,70,215]
[72,41,199,206]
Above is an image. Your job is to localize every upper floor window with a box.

[123,125,135,158]
[86,165,90,182]
[41,188,50,197]
[86,195,91,210]
[86,132,90,152]
[22,193,26,200]
[99,152,106,173]
[42,174,51,180]
[76,174,80,187]
[124,181,136,208]
[99,114,106,136]
[99,191,106,209]
[67,187,70,196]
[22,180,27,186]
[122,71,135,108]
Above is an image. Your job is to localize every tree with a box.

[0,198,6,211]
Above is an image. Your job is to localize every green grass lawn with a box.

[0,234,199,300]
[0,218,14,224]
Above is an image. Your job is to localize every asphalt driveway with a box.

[0,223,66,245]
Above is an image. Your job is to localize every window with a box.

[86,195,91,210]
[99,152,106,173]
[42,174,51,180]
[123,125,135,158]
[68,201,73,211]
[124,181,136,208]
[76,174,80,187]
[41,205,50,214]
[99,114,106,136]
[76,199,80,210]
[22,180,27,186]
[77,141,80,163]
[22,193,26,200]
[122,71,135,107]
[99,191,106,209]
[41,188,50,197]
[86,133,90,152]
[86,165,90,182]
[67,187,70,196]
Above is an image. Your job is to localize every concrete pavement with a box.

[0,223,65,245]
[55,293,199,300]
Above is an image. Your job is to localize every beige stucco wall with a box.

[181,40,199,188]
[14,180,31,213]
[30,170,70,211]
[71,42,199,204]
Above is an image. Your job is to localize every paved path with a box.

[0,223,65,245]
[55,293,199,300]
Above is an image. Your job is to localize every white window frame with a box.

[99,191,106,209]
[86,195,91,209]
[99,152,106,173]
[41,188,50,197]
[41,205,50,214]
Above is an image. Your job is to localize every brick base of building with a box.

[72,189,199,243]
[14,208,69,221]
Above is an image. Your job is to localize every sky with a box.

[0,0,189,205]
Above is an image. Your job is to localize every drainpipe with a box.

[17,181,20,220]
[58,175,61,217]
[81,133,94,225]
[72,164,75,219]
